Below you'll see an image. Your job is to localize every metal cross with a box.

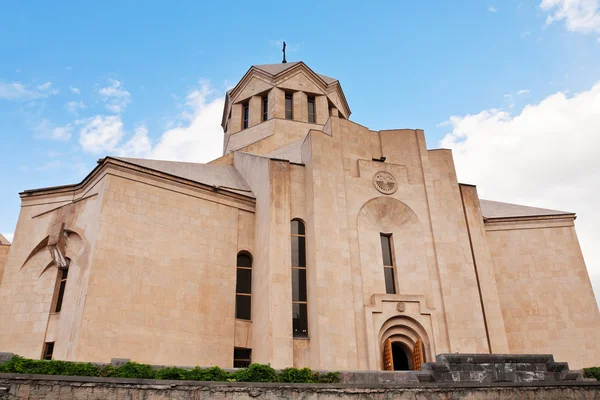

[282,41,287,64]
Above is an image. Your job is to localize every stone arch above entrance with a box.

[379,314,430,371]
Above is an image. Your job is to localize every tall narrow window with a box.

[285,93,293,120]
[235,252,252,320]
[380,234,396,294]
[42,342,54,360]
[307,96,315,123]
[52,266,69,313]
[291,219,308,338]
[262,96,268,122]
[233,348,252,368]
[243,103,249,129]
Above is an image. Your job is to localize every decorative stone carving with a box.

[397,302,406,312]
[373,171,397,195]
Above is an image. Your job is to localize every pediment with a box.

[276,70,325,95]
[326,90,349,119]
[232,75,274,104]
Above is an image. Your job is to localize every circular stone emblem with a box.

[397,302,406,312]
[373,171,397,194]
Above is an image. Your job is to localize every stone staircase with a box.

[414,354,584,383]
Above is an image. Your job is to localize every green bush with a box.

[186,366,229,382]
[234,363,278,382]
[0,356,99,377]
[583,367,600,381]
[279,367,315,383]
[313,371,341,384]
[0,355,339,384]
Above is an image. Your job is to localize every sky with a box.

[1,0,600,302]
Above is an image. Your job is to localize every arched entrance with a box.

[391,341,412,370]
[379,315,430,371]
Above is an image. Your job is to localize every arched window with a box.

[235,252,252,320]
[291,219,308,338]
[52,259,70,313]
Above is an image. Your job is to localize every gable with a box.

[232,75,274,104]
[327,90,349,118]
[276,70,326,95]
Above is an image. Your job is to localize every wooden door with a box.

[412,339,423,371]
[383,338,393,371]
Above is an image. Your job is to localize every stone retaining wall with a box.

[1,374,599,400]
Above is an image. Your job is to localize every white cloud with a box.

[540,0,600,34]
[1,233,14,244]
[70,86,80,95]
[440,83,600,304]
[98,79,131,113]
[64,100,86,115]
[151,82,224,162]
[118,125,152,158]
[34,119,72,141]
[78,115,124,153]
[76,80,223,163]
[0,81,59,101]
[488,6,499,12]
[516,89,530,95]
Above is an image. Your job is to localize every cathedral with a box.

[0,61,598,371]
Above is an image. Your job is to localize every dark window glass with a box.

[291,220,305,235]
[293,303,308,338]
[236,268,252,294]
[54,268,68,313]
[384,267,396,294]
[285,94,293,120]
[262,97,268,121]
[380,235,393,266]
[291,236,306,268]
[236,295,251,320]
[43,342,54,360]
[235,252,252,320]
[292,268,307,302]
[308,97,315,123]
[243,103,249,129]
[237,254,252,268]
[233,348,251,368]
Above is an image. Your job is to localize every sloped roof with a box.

[263,138,304,163]
[480,199,574,219]
[0,233,10,245]
[253,62,337,84]
[112,157,254,197]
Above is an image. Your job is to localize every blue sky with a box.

[1,1,600,299]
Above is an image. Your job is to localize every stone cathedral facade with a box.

[0,61,598,370]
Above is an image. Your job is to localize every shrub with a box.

[279,367,315,383]
[313,371,340,383]
[0,356,99,377]
[234,363,278,382]
[0,355,340,383]
[583,367,600,381]
[186,366,229,382]
[106,362,155,379]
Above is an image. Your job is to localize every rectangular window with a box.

[233,348,251,368]
[291,219,308,338]
[42,342,54,360]
[53,268,68,313]
[285,93,293,120]
[243,103,249,129]
[262,96,268,122]
[380,234,396,294]
[307,96,315,123]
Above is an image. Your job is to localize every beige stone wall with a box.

[0,244,10,285]
[486,217,600,369]
[75,170,251,366]
[0,173,107,360]
[459,185,509,353]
